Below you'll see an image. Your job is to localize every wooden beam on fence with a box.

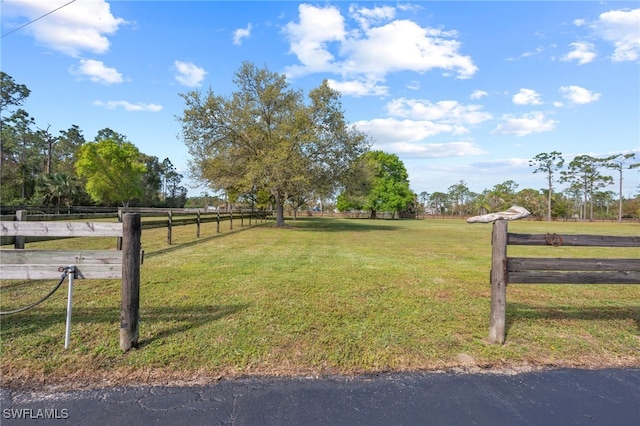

[2,221,123,237]
[197,210,201,238]
[507,233,640,247]
[508,270,640,284]
[489,219,508,344]
[508,257,640,272]
[120,213,141,352]
[0,250,122,279]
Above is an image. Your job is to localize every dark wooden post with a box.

[240,211,244,228]
[216,211,220,233]
[167,209,172,245]
[229,211,233,230]
[15,210,26,249]
[196,210,201,238]
[116,208,123,250]
[489,219,508,344]
[120,213,141,352]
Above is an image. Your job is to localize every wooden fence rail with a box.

[489,219,640,344]
[0,214,141,351]
[1,208,274,247]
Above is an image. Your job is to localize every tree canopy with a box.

[75,138,147,206]
[337,150,414,218]
[178,62,369,225]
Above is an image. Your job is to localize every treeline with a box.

[0,72,187,208]
[417,150,639,222]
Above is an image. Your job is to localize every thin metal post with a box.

[64,266,76,349]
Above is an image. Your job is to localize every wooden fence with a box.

[1,208,273,247]
[489,219,640,344]
[118,208,273,245]
[0,214,142,351]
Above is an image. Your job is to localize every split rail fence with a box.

[489,219,640,344]
[0,213,142,351]
[1,208,273,247]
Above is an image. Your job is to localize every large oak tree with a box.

[178,62,368,226]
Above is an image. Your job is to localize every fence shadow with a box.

[291,218,399,233]
[505,302,640,336]
[0,303,250,345]
[145,224,260,260]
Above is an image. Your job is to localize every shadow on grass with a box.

[0,303,250,346]
[289,217,399,233]
[505,303,640,337]
[145,224,262,260]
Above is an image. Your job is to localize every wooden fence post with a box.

[167,209,172,245]
[196,210,201,238]
[229,211,233,230]
[216,211,220,233]
[120,213,141,352]
[489,219,508,344]
[117,208,123,250]
[15,210,26,249]
[240,211,244,228]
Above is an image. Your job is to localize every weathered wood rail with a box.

[119,207,273,245]
[1,208,273,246]
[0,214,141,351]
[489,219,640,344]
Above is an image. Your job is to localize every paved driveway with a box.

[2,368,639,425]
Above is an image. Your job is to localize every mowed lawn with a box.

[1,216,638,389]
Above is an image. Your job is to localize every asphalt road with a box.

[1,368,639,425]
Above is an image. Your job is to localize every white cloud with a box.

[506,46,544,61]
[284,4,477,96]
[93,101,162,112]
[233,24,252,46]
[380,141,487,158]
[471,158,531,170]
[491,112,556,136]
[3,0,126,57]
[561,41,597,65]
[284,4,345,74]
[174,61,207,87]
[341,20,477,78]
[348,4,395,30]
[352,96,492,156]
[407,80,421,91]
[593,8,640,61]
[327,78,388,97]
[512,88,542,106]
[71,59,123,84]
[355,118,458,144]
[470,90,488,100]
[559,85,601,105]
[386,98,492,125]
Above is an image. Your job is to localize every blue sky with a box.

[2,1,639,198]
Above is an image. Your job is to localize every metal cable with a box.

[0,268,70,316]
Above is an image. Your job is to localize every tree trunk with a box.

[274,193,286,226]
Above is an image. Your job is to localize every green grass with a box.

[1,217,639,389]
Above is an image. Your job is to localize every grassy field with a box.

[1,216,638,389]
